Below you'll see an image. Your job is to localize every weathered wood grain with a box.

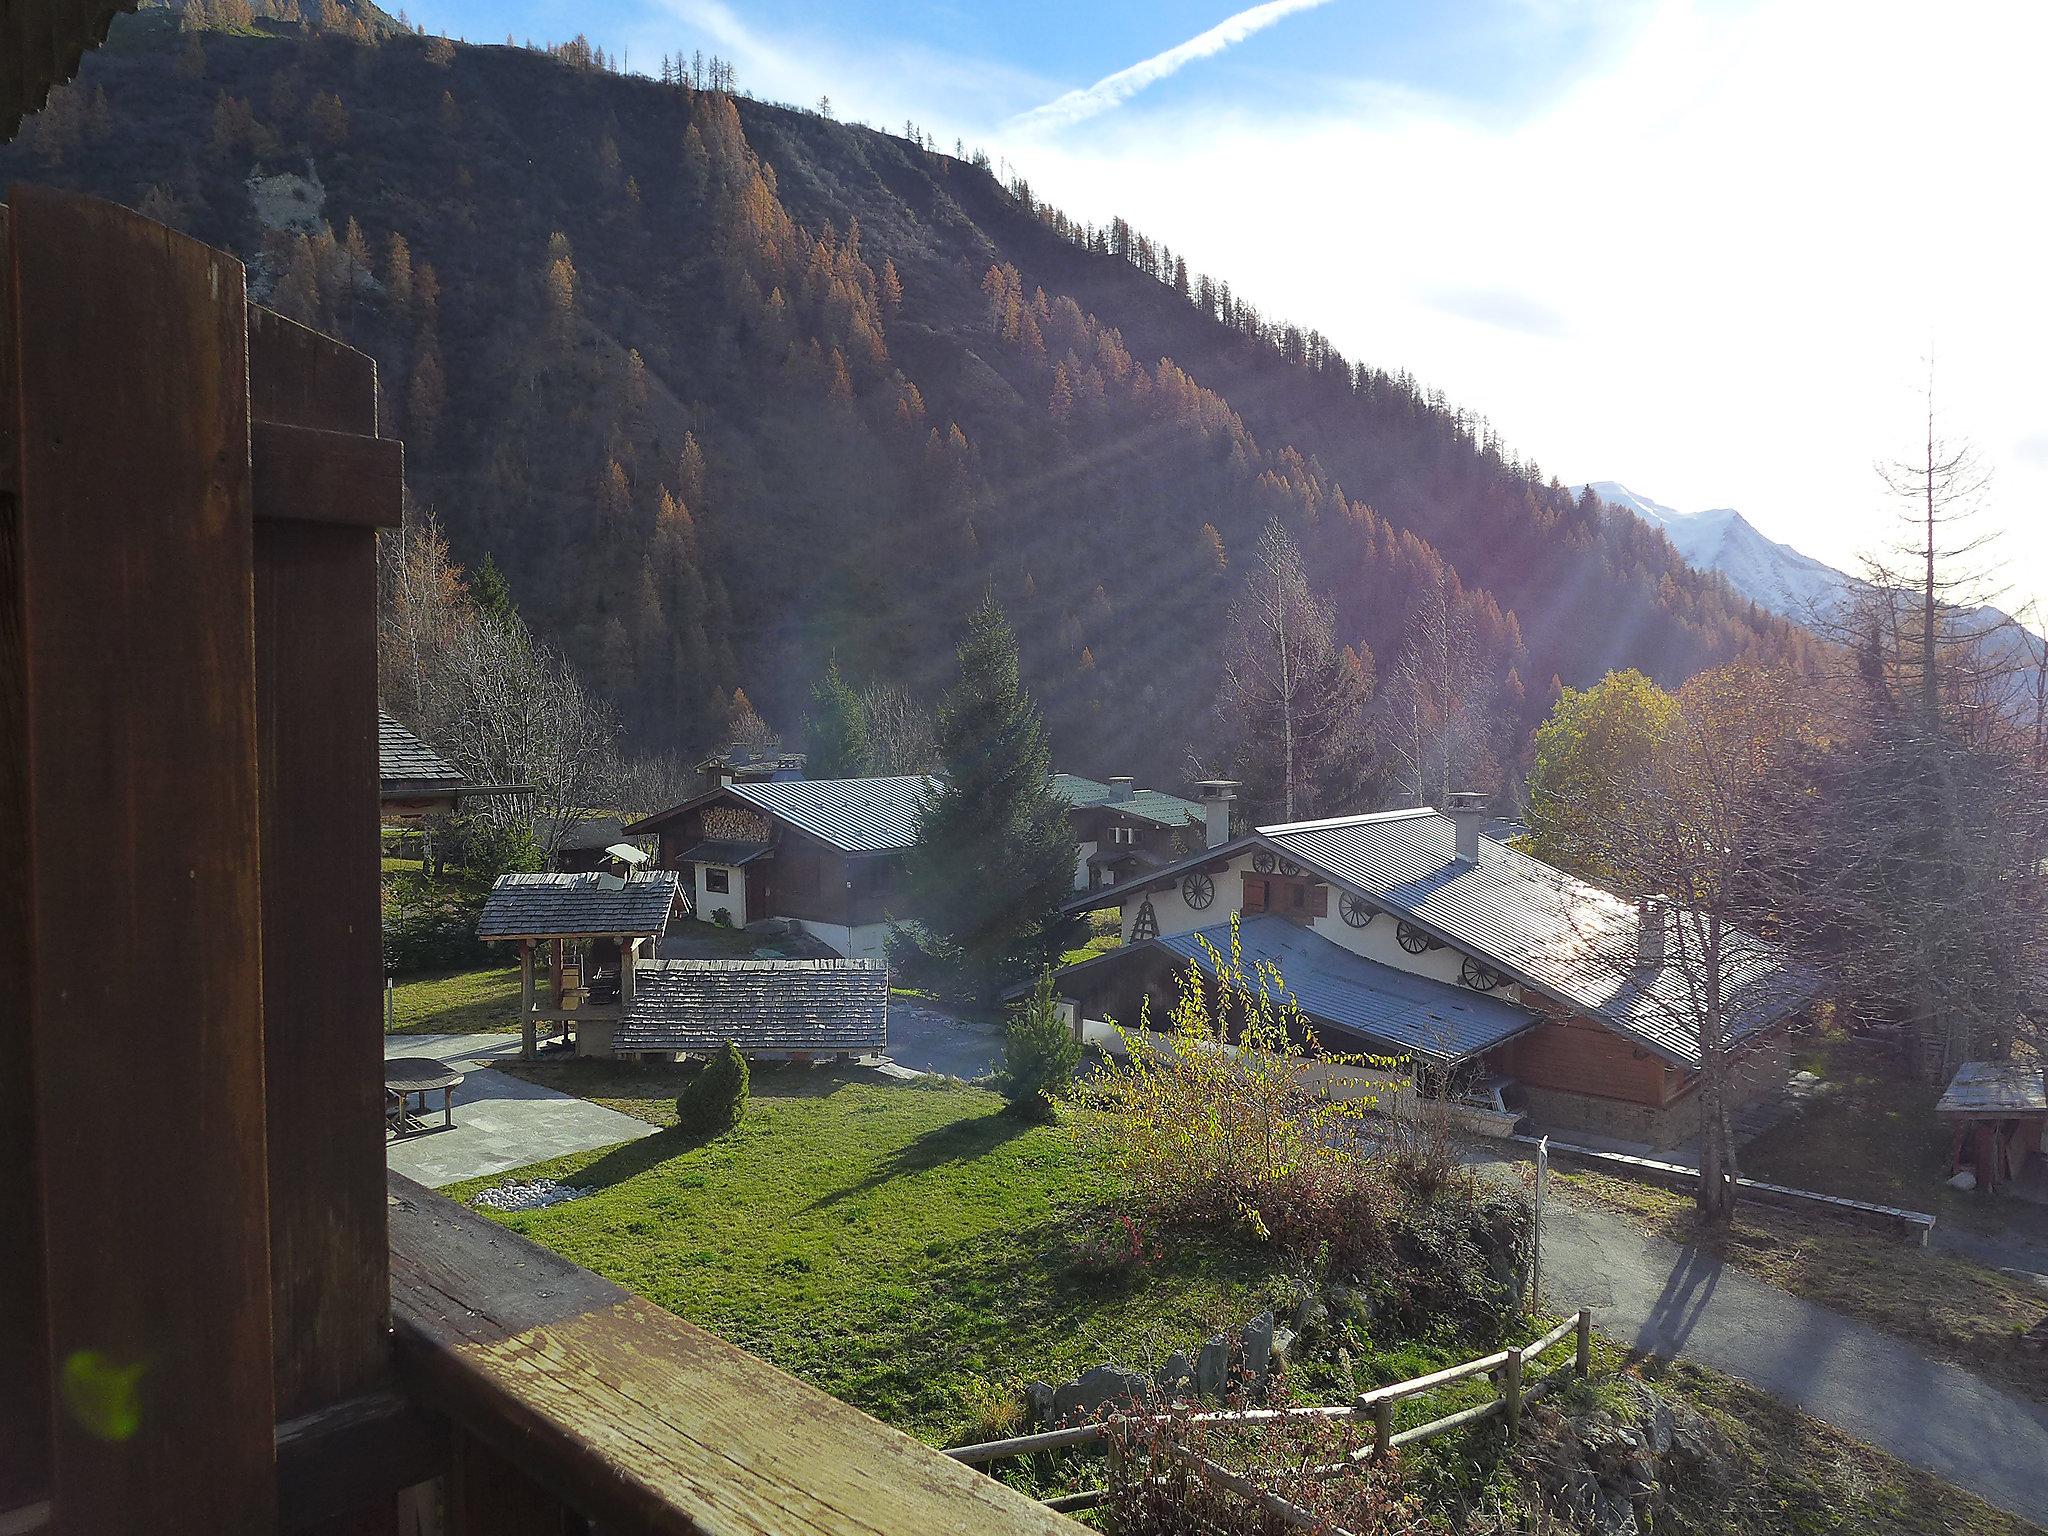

[252,420,403,529]
[389,1174,1080,1536]
[0,198,52,1518]
[12,183,276,1533]
[249,314,394,1431]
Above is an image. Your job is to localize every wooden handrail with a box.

[388,1172,1077,1534]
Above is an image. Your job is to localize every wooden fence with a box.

[947,1308,1594,1519]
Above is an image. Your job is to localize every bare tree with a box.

[1383,568,1496,808]
[856,681,939,775]
[1544,664,1820,1223]
[1217,519,1375,821]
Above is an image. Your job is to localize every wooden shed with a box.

[1938,1060,2048,1194]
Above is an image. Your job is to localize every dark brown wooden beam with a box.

[275,1390,448,1533]
[251,420,403,529]
[12,182,277,1535]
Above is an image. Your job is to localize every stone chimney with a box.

[1196,780,1238,849]
[1447,790,1488,864]
[702,755,734,793]
[1637,896,1667,971]
[1107,775,1136,803]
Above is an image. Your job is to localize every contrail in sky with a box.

[1007,0,1336,134]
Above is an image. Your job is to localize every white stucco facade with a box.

[1115,846,1523,1003]
[694,863,746,927]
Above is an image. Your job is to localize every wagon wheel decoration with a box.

[1180,871,1216,911]
[1396,920,1434,955]
[1277,858,1304,878]
[1460,957,1504,992]
[1251,848,1278,874]
[1338,892,1376,929]
[1131,897,1160,942]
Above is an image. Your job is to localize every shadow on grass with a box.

[808,1107,1040,1211]
[570,1123,727,1191]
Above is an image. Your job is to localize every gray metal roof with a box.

[477,871,681,940]
[1938,1060,2048,1117]
[1261,810,1821,1069]
[1071,916,1536,1066]
[378,712,463,791]
[613,959,889,1054]
[726,777,930,854]
[1054,774,1203,830]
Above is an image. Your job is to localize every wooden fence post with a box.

[1503,1348,1523,1437]
[1372,1398,1393,1462]
[1576,1309,1592,1376]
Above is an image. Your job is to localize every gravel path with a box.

[1534,1184,2048,1525]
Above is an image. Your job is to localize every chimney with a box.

[1196,780,1237,849]
[702,755,733,793]
[1637,896,1667,970]
[1107,775,1136,803]
[1447,790,1488,864]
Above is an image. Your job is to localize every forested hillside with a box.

[5,8,1803,790]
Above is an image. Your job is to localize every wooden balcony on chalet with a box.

[0,184,1074,1535]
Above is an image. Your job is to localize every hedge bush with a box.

[676,1042,750,1134]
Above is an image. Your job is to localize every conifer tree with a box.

[895,598,1076,1001]
[803,657,872,778]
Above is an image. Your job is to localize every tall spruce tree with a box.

[897,598,1076,1001]
[803,656,872,778]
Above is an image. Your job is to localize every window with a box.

[1111,824,1136,845]
[705,867,730,894]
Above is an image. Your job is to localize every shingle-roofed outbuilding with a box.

[477,871,682,940]
[613,959,889,1055]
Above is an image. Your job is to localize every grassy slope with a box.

[385,964,522,1035]
[451,1080,1293,1441]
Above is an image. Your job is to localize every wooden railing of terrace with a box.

[0,184,1074,1536]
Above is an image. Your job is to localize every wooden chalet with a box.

[1053,772,1207,890]
[1060,797,1821,1149]
[2,182,1068,1535]
[477,870,684,1059]
[1938,1061,2048,1194]
[626,775,926,960]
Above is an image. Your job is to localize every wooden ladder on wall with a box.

[1,183,405,1535]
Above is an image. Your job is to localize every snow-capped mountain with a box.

[1578,481,1855,624]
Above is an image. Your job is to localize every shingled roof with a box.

[627,776,930,854]
[477,871,681,940]
[613,959,890,1055]
[379,711,464,793]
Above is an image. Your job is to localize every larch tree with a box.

[1216,518,1374,822]
[896,598,1076,1002]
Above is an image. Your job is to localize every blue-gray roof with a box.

[1075,915,1537,1066]
[1054,774,1203,830]
[1261,810,1822,1069]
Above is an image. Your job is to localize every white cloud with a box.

[987,0,2048,613]
[1006,0,1337,135]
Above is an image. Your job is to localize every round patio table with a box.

[384,1056,465,1137]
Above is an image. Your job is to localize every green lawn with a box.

[385,963,523,1035]
[454,1076,2041,1531]
[454,1082,1297,1441]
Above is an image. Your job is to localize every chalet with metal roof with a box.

[1053,773,1205,890]
[1058,797,1821,1149]
[614,959,890,1059]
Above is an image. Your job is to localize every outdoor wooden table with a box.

[384,1056,464,1137]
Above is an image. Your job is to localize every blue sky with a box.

[395,0,2048,616]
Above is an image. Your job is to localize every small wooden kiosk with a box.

[477,871,683,1059]
[1938,1060,2048,1194]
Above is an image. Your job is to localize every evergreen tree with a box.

[803,656,872,778]
[895,598,1076,1001]
[471,553,517,628]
